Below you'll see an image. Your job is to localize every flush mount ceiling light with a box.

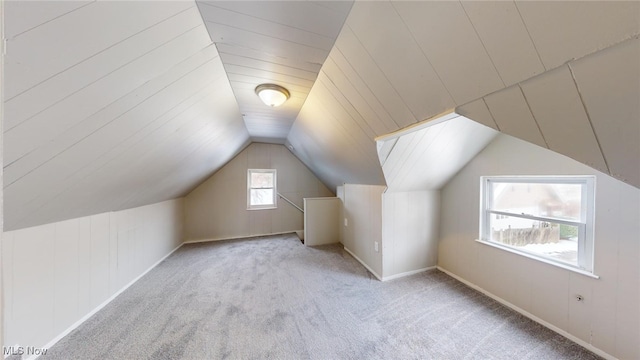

[255,84,290,107]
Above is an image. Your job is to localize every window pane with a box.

[250,189,274,206]
[251,172,274,188]
[489,213,578,265]
[491,182,582,221]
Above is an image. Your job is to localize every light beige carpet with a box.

[45,233,601,360]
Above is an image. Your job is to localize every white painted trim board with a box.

[343,246,383,281]
[381,267,436,282]
[184,230,303,244]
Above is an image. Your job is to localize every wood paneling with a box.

[3,2,250,231]
[439,134,640,360]
[380,115,498,192]
[347,1,454,121]
[2,199,184,350]
[516,1,640,70]
[456,99,499,131]
[4,1,193,99]
[382,191,439,278]
[288,1,639,191]
[304,198,340,246]
[393,1,504,105]
[484,85,547,149]
[184,143,332,242]
[342,184,385,278]
[570,39,640,188]
[198,0,352,143]
[461,1,545,86]
[520,66,608,174]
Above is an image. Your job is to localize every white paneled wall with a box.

[1,1,5,348]
[185,143,333,242]
[439,134,640,359]
[303,198,341,246]
[341,184,385,279]
[2,199,184,351]
[382,191,439,280]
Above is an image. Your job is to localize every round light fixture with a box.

[255,84,290,107]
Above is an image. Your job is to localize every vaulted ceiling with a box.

[3,1,639,231]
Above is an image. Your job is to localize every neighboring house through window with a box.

[479,176,595,274]
[247,169,277,210]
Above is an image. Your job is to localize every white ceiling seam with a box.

[520,65,609,175]
[3,1,251,230]
[568,37,640,187]
[4,28,214,170]
[321,52,397,136]
[5,17,207,132]
[460,36,639,188]
[565,62,611,176]
[7,59,238,228]
[6,56,229,196]
[4,1,196,99]
[4,1,94,39]
[391,1,505,106]
[344,4,454,122]
[516,84,550,149]
[5,47,225,187]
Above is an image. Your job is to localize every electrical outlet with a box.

[374,241,379,252]
[344,218,348,227]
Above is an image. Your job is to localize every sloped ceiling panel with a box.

[288,0,639,191]
[461,37,639,189]
[570,39,640,188]
[197,0,353,143]
[515,1,640,70]
[3,0,639,229]
[287,70,386,190]
[520,65,608,174]
[460,1,545,87]
[378,114,499,192]
[3,2,250,230]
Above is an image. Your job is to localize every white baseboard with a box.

[382,266,436,282]
[184,231,302,244]
[436,266,616,360]
[25,242,185,360]
[343,246,383,281]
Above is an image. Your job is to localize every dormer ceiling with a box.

[3,1,638,231]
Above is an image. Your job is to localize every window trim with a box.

[247,169,277,210]
[479,175,596,274]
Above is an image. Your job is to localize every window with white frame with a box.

[247,169,277,210]
[480,176,595,273]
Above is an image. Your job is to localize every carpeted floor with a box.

[44,233,601,359]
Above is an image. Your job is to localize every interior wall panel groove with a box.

[4,1,195,99]
[5,49,224,187]
[345,1,455,122]
[5,26,214,169]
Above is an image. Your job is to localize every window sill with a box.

[475,239,600,279]
[247,206,277,211]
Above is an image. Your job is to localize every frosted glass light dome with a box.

[255,84,290,107]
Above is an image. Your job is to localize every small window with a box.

[247,169,277,210]
[480,176,595,273]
